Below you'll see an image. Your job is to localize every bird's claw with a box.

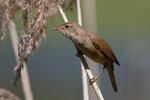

[89,77,97,85]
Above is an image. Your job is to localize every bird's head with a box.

[51,22,82,39]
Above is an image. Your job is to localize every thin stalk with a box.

[82,0,98,31]
[80,56,104,100]
[76,0,89,100]
[57,4,104,100]
[8,20,34,100]
[57,5,68,23]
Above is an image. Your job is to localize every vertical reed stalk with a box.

[8,20,34,100]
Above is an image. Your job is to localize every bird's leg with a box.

[76,49,83,57]
[89,66,105,85]
[74,44,84,57]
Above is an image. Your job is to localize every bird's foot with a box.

[89,77,97,85]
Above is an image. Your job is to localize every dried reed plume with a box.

[0,88,20,100]
[14,0,50,83]
[0,0,18,42]
[0,0,76,83]
[15,0,76,83]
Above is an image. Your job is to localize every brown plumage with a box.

[89,33,120,66]
[52,22,120,92]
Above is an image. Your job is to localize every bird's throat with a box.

[63,31,85,45]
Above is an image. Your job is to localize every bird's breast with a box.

[75,42,106,65]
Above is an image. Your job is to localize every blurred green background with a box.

[0,0,150,100]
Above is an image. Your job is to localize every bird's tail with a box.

[105,63,118,92]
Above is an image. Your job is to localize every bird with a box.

[52,22,120,92]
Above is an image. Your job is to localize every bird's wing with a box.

[89,34,120,65]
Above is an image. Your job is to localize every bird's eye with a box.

[65,25,69,28]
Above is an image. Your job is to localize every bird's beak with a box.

[51,26,60,30]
